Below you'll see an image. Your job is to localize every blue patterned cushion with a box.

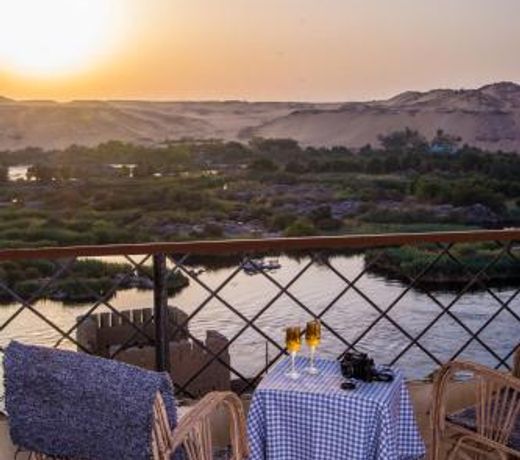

[5,341,178,460]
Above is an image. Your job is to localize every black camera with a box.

[340,351,393,383]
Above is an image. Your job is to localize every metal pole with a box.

[153,253,170,373]
[265,341,269,374]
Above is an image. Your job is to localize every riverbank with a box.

[365,244,520,290]
[0,259,189,304]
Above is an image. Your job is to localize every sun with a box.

[0,0,123,78]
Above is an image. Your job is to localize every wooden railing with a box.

[0,229,518,260]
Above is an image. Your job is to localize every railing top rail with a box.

[0,229,518,261]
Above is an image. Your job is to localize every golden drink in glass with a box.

[305,320,321,375]
[285,326,301,379]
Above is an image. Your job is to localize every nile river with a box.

[1,254,518,395]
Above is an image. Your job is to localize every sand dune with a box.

[0,99,332,150]
[252,82,520,151]
[0,82,519,151]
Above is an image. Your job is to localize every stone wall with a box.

[114,331,231,397]
[76,306,230,397]
[76,306,189,357]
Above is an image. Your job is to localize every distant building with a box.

[429,141,458,155]
[429,129,460,155]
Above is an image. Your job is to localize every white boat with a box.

[242,258,281,275]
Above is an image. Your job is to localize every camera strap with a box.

[373,369,394,382]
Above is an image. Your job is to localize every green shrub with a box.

[284,219,316,237]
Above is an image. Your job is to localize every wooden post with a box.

[153,253,170,373]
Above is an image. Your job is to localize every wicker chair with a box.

[430,360,520,460]
[28,391,249,460]
[514,345,520,379]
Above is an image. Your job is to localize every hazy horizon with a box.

[1,0,520,102]
[1,80,519,104]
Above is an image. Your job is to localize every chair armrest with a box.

[513,345,520,379]
[154,391,248,460]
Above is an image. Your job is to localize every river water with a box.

[1,253,518,404]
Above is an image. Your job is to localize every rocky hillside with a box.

[1,82,519,151]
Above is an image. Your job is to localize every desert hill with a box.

[0,82,519,151]
[251,82,520,151]
[0,99,334,150]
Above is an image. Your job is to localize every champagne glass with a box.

[285,326,301,379]
[305,320,321,375]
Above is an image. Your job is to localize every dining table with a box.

[247,356,426,460]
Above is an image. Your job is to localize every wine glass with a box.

[305,320,321,375]
[285,326,301,379]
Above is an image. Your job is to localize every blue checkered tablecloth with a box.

[247,357,425,460]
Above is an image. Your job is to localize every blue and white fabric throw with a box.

[247,357,425,460]
[4,341,177,460]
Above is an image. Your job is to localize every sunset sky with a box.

[0,0,519,102]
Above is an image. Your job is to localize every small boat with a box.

[243,258,281,275]
[188,268,206,277]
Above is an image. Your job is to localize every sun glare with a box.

[0,0,123,78]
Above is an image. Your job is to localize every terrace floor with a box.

[0,379,479,459]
